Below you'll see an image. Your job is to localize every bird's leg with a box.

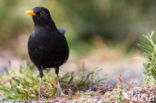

[55,68,65,96]
[38,69,43,101]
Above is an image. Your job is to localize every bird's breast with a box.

[28,27,69,68]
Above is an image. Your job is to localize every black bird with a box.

[26,7,69,98]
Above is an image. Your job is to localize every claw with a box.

[56,75,66,97]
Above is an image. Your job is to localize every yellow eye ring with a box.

[40,11,45,15]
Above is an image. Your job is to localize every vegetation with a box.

[139,31,156,82]
[0,61,105,101]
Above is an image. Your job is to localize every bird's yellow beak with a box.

[25,10,36,16]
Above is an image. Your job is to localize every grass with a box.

[0,61,105,101]
[139,31,156,82]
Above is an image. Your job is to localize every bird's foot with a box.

[37,77,43,102]
[55,73,67,97]
[56,86,66,97]
[38,93,42,100]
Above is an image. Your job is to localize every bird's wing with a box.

[58,29,66,35]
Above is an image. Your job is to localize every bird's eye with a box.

[40,11,45,16]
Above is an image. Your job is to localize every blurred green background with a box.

[0,0,156,57]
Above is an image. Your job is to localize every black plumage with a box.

[26,7,69,97]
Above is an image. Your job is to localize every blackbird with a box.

[26,7,69,98]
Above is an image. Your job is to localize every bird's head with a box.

[26,7,53,26]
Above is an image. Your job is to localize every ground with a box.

[0,37,155,103]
